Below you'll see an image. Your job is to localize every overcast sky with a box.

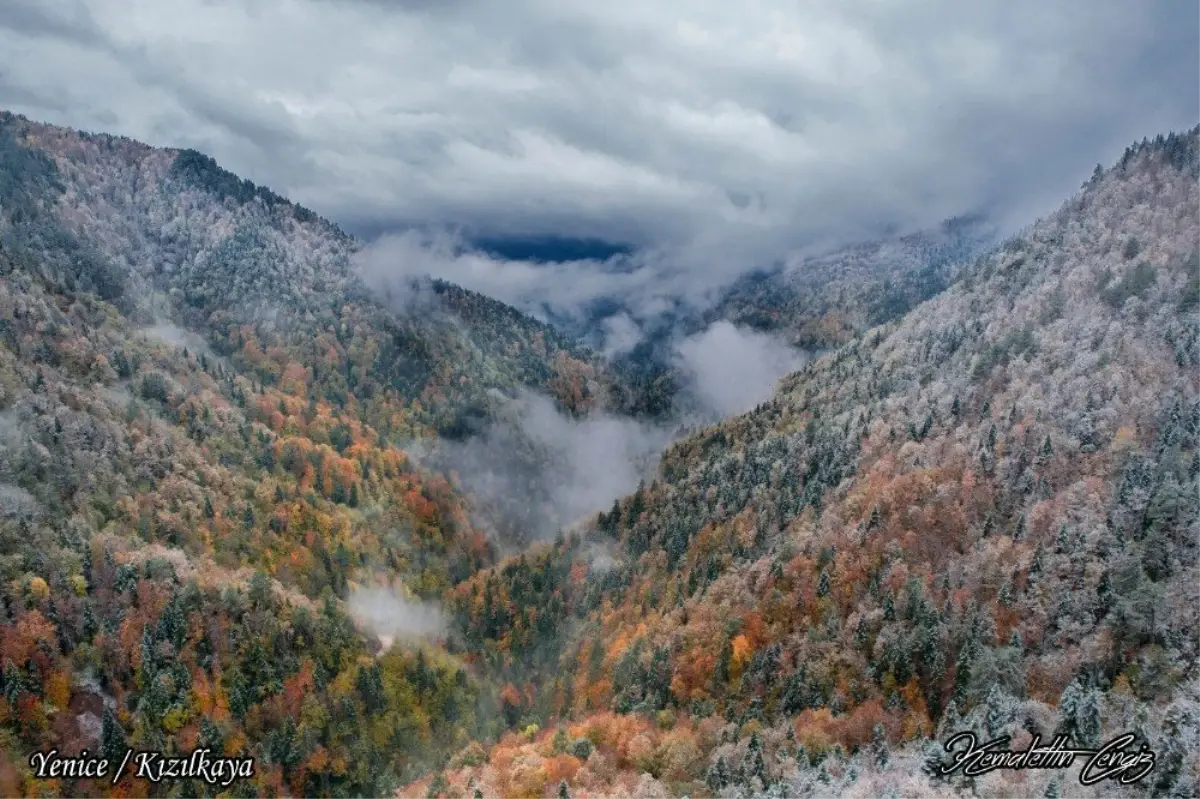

[1,0,1196,314]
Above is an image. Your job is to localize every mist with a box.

[431,389,676,543]
[427,319,810,545]
[351,228,754,333]
[140,322,213,354]
[346,586,446,648]
[354,236,813,546]
[673,321,811,419]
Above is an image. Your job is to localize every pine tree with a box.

[427,771,449,799]
[1076,684,1102,748]
[706,755,731,791]
[557,780,570,799]
[985,685,1011,737]
[713,637,733,687]
[936,698,960,740]
[1029,545,1044,584]
[1055,679,1086,744]
[1053,524,1069,554]
[872,723,890,768]
[1013,514,1026,541]
[952,644,973,703]
[101,706,127,765]
[745,732,769,788]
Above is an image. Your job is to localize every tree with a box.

[706,755,731,792]
[745,731,769,788]
[427,771,449,799]
[1056,678,1101,748]
[872,723,890,768]
[101,706,126,766]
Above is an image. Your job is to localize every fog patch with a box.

[0,483,39,520]
[583,543,622,575]
[434,389,674,544]
[599,312,644,358]
[674,321,810,419]
[347,586,446,648]
[140,322,215,358]
[0,409,23,445]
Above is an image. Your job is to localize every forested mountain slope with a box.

[0,112,621,439]
[413,130,1200,798]
[583,214,995,421]
[705,214,995,351]
[0,110,659,795]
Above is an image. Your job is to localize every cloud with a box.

[674,321,810,418]
[346,586,445,646]
[0,483,39,520]
[425,320,809,544]
[599,312,642,358]
[1,0,1195,312]
[139,322,216,358]
[432,389,674,542]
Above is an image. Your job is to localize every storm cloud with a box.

[1,0,1195,313]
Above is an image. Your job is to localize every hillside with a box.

[409,130,1200,798]
[0,110,671,795]
[1,111,634,428]
[571,215,995,421]
[705,214,995,351]
[0,108,1196,798]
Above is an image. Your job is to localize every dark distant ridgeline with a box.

[471,234,634,264]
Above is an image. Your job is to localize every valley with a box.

[0,110,1196,798]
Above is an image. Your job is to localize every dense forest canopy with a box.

[0,110,1196,797]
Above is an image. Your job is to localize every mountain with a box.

[543,215,996,421]
[703,213,996,350]
[0,110,667,795]
[0,107,1196,799]
[407,130,1200,797]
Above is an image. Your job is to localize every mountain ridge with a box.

[0,110,1195,797]
[411,125,1200,798]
